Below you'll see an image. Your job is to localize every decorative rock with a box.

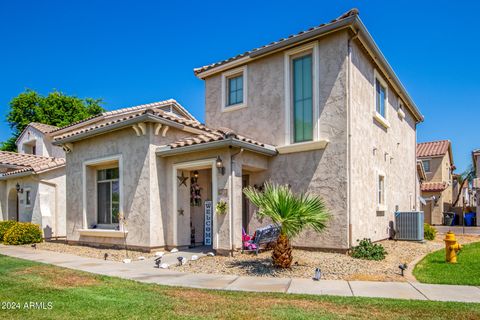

[123,259,132,264]
[191,255,199,261]
[138,256,145,260]
[160,263,169,269]
[207,252,215,257]
[155,252,164,257]
[170,248,179,253]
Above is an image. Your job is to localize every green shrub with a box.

[351,238,386,261]
[0,220,18,242]
[424,223,437,240]
[3,222,42,245]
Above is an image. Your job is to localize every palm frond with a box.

[243,182,330,239]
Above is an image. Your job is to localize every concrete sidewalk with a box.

[1,245,479,303]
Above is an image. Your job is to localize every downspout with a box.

[347,30,358,248]
[229,147,244,256]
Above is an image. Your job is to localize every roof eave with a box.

[0,170,34,180]
[156,138,277,157]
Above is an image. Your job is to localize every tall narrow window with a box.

[376,79,387,118]
[378,175,385,206]
[227,75,244,106]
[97,168,120,225]
[292,54,313,142]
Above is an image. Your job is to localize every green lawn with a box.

[0,255,479,320]
[413,241,480,286]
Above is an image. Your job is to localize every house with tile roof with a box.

[0,123,66,238]
[417,140,455,225]
[471,149,480,226]
[21,8,423,253]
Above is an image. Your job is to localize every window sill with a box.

[373,112,390,129]
[277,139,329,154]
[222,103,247,113]
[376,205,387,212]
[78,229,127,238]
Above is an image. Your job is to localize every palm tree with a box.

[451,164,476,208]
[243,182,330,268]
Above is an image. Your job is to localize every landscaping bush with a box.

[424,223,437,241]
[350,238,386,261]
[0,220,18,242]
[3,222,42,245]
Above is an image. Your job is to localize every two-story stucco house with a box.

[472,149,480,226]
[417,140,455,225]
[13,9,423,253]
[0,123,66,238]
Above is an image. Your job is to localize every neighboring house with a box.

[0,123,66,238]
[417,140,455,225]
[45,9,423,253]
[472,149,480,226]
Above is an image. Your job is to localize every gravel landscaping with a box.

[173,235,480,281]
[17,235,480,282]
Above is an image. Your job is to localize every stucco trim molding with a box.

[276,139,329,154]
[78,229,128,238]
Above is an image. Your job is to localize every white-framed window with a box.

[373,70,390,128]
[221,66,247,112]
[377,174,386,211]
[284,41,319,145]
[97,167,120,226]
[25,189,31,207]
[422,160,431,173]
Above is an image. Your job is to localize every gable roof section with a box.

[417,140,453,165]
[0,151,65,178]
[15,122,59,144]
[50,99,198,138]
[193,8,423,123]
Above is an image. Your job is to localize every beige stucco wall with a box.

[204,31,350,250]
[0,168,66,237]
[349,40,417,243]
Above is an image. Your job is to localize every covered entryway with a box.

[172,159,217,249]
[7,188,18,221]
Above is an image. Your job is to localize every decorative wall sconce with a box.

[193,170,199,179]
[16,183,23,194]
[216,156,225,175]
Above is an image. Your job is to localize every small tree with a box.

[1,89,104,151]
[243,182,330,268]
[451,164,476,209]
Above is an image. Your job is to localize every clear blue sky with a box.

[0,1,478,171]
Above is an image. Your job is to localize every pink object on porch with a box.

[242,228,257,250]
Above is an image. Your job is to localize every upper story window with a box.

[221,66,247,112]
[422,160,431,173]
[284,41,318,146]
[227,75,243,106]
[375,78,387,117]
[373,70,390,129]
[292,54,313,143]
[97,168,120,225]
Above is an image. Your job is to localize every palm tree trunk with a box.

[272,234,293,268]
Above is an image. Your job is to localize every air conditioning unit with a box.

[395,211,424,241]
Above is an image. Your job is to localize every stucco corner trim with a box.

[373,111,390,129]
[276,139,329,154]
[78,229,128,238]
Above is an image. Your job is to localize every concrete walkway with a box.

[1,245,480,303]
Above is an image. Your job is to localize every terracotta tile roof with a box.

[53,108,210,142]
[0,151,65,177]
[421,182,448,192]
[194,9,359,76]
[167,127,268,149]
[50,99,198,138]
[28,122,59,134]
[417,140,451,158]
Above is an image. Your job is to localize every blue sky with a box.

[0,1,478,172]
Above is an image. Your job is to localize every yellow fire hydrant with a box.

[444,231,462,263]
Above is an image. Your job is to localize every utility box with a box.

[395,211,424,241]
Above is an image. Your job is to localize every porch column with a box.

[230,152,243,251]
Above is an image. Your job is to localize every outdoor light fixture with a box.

[15,183,23,193]
[398,263,408,277]
[216,156,225,175]
[193,170,199,178]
